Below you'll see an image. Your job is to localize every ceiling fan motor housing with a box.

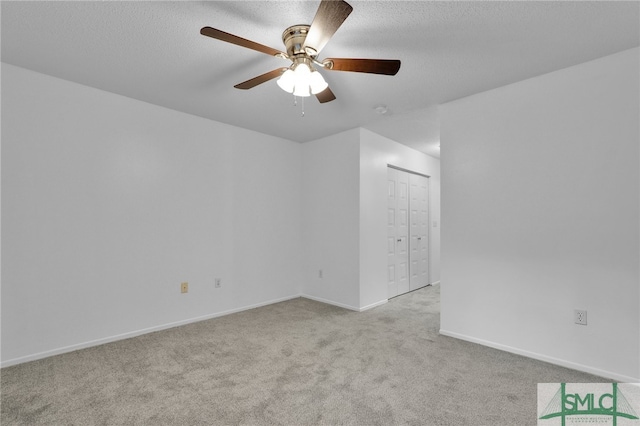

[282,25,312,58]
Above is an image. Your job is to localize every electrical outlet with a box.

[215,278,221,288]
[574,309,587,325]
[181,282,188,294]
[319,269,323,279]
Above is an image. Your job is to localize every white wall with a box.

[301,129,361,310]
[1,64,303,366]
[359,128,440,309]
[440,48,639,381]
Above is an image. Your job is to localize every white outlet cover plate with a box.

[574,309,587,325]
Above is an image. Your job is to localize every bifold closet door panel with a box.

[409,173,429,291]
[388,167,410,298]
[388,167,398,298]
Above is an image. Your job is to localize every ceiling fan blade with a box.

[201,27,285,57]
[323,58,401,75]
[303,0,353,56]
[234,68,289,90]
[315,86,336,103]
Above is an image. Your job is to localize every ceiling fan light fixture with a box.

[277,69,295,93]
[309,70,328,94]
[294,62,311,84]
[290,61,313,97]
[279,60,327,97]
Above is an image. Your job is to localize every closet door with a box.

[409,173,429,290]
[387,168,398,298]
[387,168,409,298]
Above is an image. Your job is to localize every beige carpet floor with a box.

[1,285,608,425]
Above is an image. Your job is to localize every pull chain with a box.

[292,95,305,117]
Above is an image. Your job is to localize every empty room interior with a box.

[1,1,639,424]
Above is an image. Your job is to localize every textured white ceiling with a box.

[2,1,639,159]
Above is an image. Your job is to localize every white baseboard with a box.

[1,294,300,368]
[300,294,360,311]
[439,329,640,383]
[359,299,388,311]
[430,280,441,286]
[300,294,387,312]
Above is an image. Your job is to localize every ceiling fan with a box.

[200,0,401,104]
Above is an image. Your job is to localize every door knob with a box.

[397,238,402,242]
